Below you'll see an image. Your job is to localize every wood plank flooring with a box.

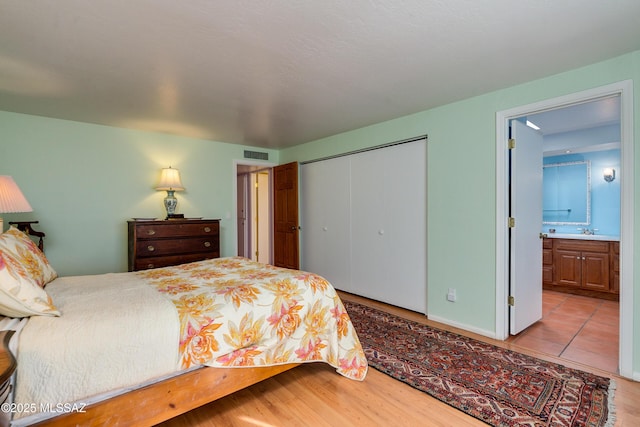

[158,291,640,427]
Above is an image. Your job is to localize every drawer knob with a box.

[146,229,156,236]
[204,241,211,247]
[204,227,211,233]
[148,245,155,252]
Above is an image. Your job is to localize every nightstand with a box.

[127,219,221,271]
[0,331,16,427]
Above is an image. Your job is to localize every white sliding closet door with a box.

[300,156,352,291]
[351,141,426,313]
[301,138,427,314]
[350,148,387,300]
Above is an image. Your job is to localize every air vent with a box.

[244,150,269,160]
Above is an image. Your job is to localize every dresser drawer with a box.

[136,236,218,257]
[133,252,220,271]
[135,222,219,239]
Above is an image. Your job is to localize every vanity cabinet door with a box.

[582,252,610,291]
[555,249,581,287]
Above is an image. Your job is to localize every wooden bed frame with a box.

[0,336,298,426]
[29,363,300,426]
[0,332,298,426]
[5,223,301,426]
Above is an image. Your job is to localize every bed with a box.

[0,226,368,426]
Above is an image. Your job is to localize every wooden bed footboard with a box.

[27,363,300,427]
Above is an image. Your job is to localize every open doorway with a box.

[236,163,274,264]
[496,80,634,379]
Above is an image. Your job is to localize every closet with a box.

[301,138,427,313]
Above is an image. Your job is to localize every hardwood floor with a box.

[158,291,640,427]
[508,290,619,373]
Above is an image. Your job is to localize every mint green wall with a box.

[281,50,640,373]
[2,49,639,375]
[0,112,279,275]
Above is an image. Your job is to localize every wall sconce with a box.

[0,176,33,233]
[603,168,616,183]
[155,167,184,219]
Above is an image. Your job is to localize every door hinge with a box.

[508,217,515,228]
[508,138,516,149]
[508,295,515,306]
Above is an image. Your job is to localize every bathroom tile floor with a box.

[509,290,619,374]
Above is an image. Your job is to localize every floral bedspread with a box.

[136,257,368,381]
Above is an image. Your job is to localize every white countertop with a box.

[545,233,620,241]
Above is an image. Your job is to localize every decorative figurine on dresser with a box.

[127,219,220,271]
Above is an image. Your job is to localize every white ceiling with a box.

[529,96,621,136]
[1,1,639,149]
[532,96,622,155]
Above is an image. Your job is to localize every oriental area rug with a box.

[343,300,615,427]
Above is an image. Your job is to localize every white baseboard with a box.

[427,314,498,340]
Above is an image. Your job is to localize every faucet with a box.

[577,228,598,235]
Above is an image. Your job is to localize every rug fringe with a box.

[605,379,617,427]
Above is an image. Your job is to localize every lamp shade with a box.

[0,176,33,213]
[156,167,184,191]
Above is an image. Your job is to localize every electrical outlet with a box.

[447,288,456,302]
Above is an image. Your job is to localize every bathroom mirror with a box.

[543,160,591,225]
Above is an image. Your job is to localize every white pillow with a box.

[0,227,60,317]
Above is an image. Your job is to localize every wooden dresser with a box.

[128,219,220,271]
[542,237,619,300]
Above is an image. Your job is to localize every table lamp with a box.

[156,167,184,219]
[0,176,33,233]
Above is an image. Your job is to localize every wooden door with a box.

[273,162,299,269]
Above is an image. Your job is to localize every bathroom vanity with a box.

[542,235,619,300]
